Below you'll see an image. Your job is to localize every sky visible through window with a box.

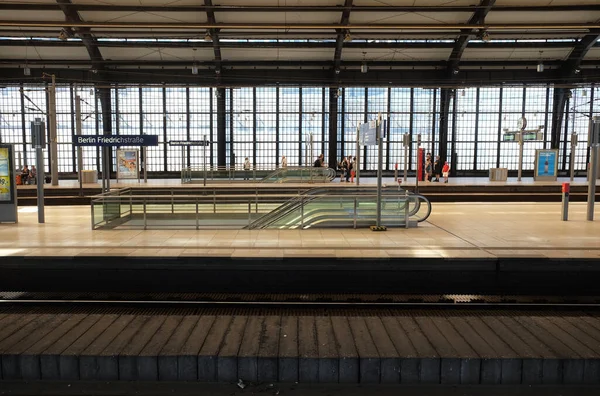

[1,84,598,173]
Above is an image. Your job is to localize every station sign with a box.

[359,121,377,146]
[168,140,210,147]
[73,135,159,147]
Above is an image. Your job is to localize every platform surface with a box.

[1,307,600,385]
[14,176,597,191]
[0,202,599,259]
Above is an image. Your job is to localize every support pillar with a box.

[216,88,226,167]
[439,88,451,164]
[551,87,568,150]
[98,87,112,191]
[328,87,338,169]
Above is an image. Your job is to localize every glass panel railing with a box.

[90,186,431,230]
[179,166,335,184]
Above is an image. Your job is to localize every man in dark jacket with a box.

[433,156,442,182]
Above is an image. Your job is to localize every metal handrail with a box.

[91,187,431,230]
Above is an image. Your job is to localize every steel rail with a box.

[2,299,600,309]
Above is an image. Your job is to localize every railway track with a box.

[2,292,600,309]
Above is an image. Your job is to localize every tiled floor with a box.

[1,202,599,259]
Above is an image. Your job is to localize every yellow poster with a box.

[0,147,11,201]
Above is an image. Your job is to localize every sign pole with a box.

[376,114,383,227]
[588,117,600,221]
[49,74,59,186]
[75,90,84,196]
[203,135,207,187]
[403,133,408,183]
[355,127,360,186]
[143,147,147,183]
[570,133,577,182]
[518,132,523,181]
[32,118,45,223]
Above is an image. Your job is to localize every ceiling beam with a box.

[333,0,353,73]
[0,29,590,39]
[0,21,598,31]
[2,67,599,88]
[447,0,496,75]
[1,39,593,50]
[0,3,598,12]
[4,59,599,69]
[561,32,600,76]
[56,0,103,69]
[204,0,222,74]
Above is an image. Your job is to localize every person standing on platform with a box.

[281,155,287,168]
[442,161,450,183]
[29,165,37,185]
[425,158,432,182]
[314,154,324,167]
[243,157,251,180]
[347,156,353,182]
[340,156,348,182]
[21,165,29,185]
[433,156,442,182]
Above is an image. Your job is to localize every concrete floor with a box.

[1,201,599,259]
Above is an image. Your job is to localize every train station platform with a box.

[1,306,600,385]
[14,177,600,205]
[0,201,599,295]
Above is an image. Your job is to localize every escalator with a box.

[245,187,431,229]
[261,167,336,183]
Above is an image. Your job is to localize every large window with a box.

[1,82,595,176]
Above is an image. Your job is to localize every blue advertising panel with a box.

[536,150,557,177]
[73,135,159,146]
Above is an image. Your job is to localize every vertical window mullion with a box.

[474,88,480,171]
[496,87,503,168]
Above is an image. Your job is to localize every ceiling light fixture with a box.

[480,31,490,42]
[537,51,544,73]
[23,66,30,76]
[58,29,68,41]
[343,31,351,42]
[204,31,212,41]
[452,68,459,75]
[361,51,368,73]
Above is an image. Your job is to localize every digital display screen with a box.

[503,133,516,142]
[522,132,538,141]
[0,147,12,202]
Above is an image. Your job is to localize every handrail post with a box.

[353,197,357,229]
[171,190,174,214]
[91,199,95,229]
[143,198,147,230]
[301,196,304,229]
[213,190,216,213]
[248,201,252,226]
[404,191,410,229]
[196,198,199,230]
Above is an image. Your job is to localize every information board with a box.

[0,144,17,223]
[73,135,159,147]
[0,146,13,203]
[359,121,377,146]
[168,140,210,147]
[534,149,558,181]
[116,149,139,180]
